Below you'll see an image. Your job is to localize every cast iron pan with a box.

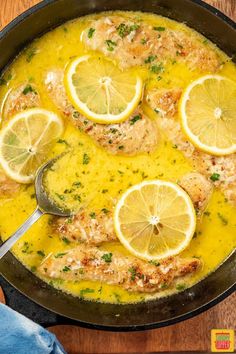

[0,0,235,331]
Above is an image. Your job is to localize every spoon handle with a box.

[0,208,44,259]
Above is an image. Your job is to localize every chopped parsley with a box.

[101,252,113,263]
[25,47,37,62]
[204,211,211,216]
[101,208,109,214]
[145,55,157,63]
[141,38,147,44]
[113,292,121,303]
[73,194,81,202]
[66,217,73,224]
[55,252,67,258]
[210,173,220,181]
[64,189,74,194]
[55,193,65,201]
[21,241,32,254]
[37,250,45,257]
[148,260,160,266]
[217,212,228,225]
[22,84,37,95]
[57,138,69,146]
[110,128,118,133]
[83,153,90,165]
[117,23,128,38]
[130,114,142,125]
[141,171,148,179]
[129,24,140,32]
[73,111,80,119]
[73,181,82,187]
[150,63,164,74]
[88,27,95,38]
[153,26,165,31]
[105,39,117,51]
[89,212,96,219]
[62,266,71,272]
[160,282,168,289]
[80,288,95,297]
[31,266,37,273]
[176,283,186,291]
[116,23,140,38]
[62,237,70,245]
[128,267,137,281]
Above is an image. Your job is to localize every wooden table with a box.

[0,1,235,353]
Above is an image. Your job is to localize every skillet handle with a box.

[0,208,43,259]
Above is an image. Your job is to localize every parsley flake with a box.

[101,252,113,263]
[210,173,220,181]
[153,26,165,31]
[145,55,157,63]
[37,250,45,257]
[105,39,117,51]
[83,153,90,164]
[22,84,37,95]
[130,114,142,125]
[62,266,71,272]
[88,28,95,38]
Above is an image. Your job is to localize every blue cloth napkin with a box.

[0,303,66,354]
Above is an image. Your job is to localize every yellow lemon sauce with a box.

[0,11,235,304]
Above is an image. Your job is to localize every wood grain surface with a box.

[0,1,235,353]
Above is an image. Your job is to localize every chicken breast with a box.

[45,69,159,155]
[147,88,236,206]
[179,172,213,215]
[146,88,182,117]
[82,15,221,72]
[2,83,40,121]
[192,152,236,206]
[38,245,201,293]
[55,209,117,244]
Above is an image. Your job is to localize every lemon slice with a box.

[0,108,63,183]
[114,180,196,260]
[64,55,142,124]
[180,75,236,155]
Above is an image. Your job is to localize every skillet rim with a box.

[0,0,235,331]
[0,0,235,40]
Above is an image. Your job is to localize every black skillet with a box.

[0,0,235,331]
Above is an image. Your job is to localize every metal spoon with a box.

[0,155,71,259]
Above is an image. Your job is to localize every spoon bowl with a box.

[35,155,71,217]
[0,155,72,259]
